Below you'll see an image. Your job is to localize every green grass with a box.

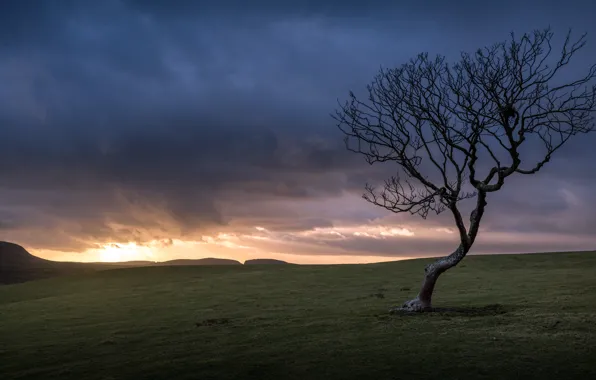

[1,252,596,380]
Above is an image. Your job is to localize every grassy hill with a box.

[1,251,595,379]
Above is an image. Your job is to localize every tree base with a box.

[389,297,432,313]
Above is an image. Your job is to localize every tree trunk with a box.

[394,245,469,312]
[393,191,487,313]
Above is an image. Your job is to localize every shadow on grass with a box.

[387,303,510,318]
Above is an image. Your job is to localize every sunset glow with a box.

[25,219,596,265]
[86,242,158,263]
[99,245,121,262]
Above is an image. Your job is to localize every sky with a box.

[1,0,596,264]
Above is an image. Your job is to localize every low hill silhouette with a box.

[0,241,53,267]
[0,241,265,284]
[156,258,242,266]
[244,259,290,265]
[0,241,114,284]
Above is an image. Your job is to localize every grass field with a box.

[1,252,596,380]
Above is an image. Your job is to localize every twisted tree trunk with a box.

[394,191,487,313]
[396,244,469,312]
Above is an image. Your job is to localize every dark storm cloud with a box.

[1,0,596,255]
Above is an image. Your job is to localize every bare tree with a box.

[333,28,596,312]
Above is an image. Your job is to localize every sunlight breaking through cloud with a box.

[435,228,455,234]
[200,234,252,249]
[86,242,158,262]
[298,225,415,240]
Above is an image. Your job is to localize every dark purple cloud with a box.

[0,0,595,260]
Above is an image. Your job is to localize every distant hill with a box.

[244,259,290,265]
[1,241,292,285]
[0,241,244,285]
[0,242,114,285]
[0,241,53,267]
[157,258,242,266]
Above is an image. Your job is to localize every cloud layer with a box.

[1,0,596,262]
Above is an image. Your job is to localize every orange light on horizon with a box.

[88,242,157,262]
[26,222,453,264]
